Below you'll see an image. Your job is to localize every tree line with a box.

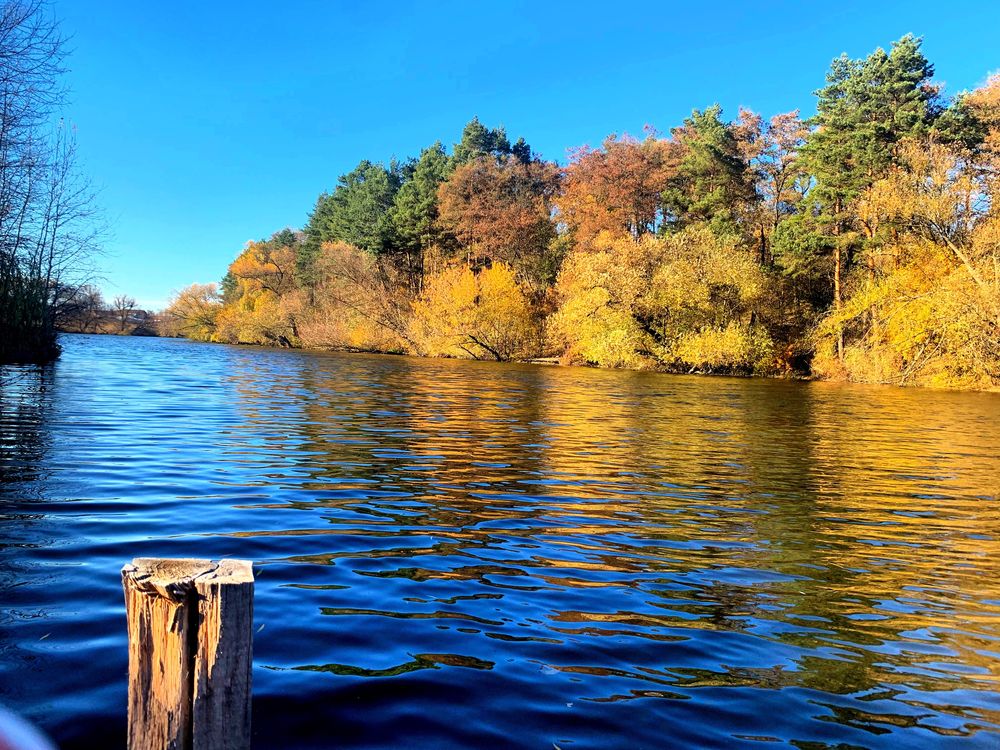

[54,286,158,335]
[166,35,1000,389]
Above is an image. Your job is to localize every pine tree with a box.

[662,105,756,238]
[389,142,452,288]
[802,35,939,213]
[452,117,515,165]
[776,35,943,358]
[303,160,402,257]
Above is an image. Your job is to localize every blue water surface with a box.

[2,333,999,749]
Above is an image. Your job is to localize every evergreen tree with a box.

[389,142,452,286]
[296,193,331,288]
[775,35,943,357]
[511,137,532,164]
[662,105,756,237]
[220,271,239,304]
[303,160,402,258]
[801,35,940,213]
[452,117,514,165]
[269,228,299,250]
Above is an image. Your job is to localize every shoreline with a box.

[54,330,1000,394]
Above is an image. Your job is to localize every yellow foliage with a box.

[214,288,297,346]
[820,140,1000,389]
[227,240,296,297]
[410,263,537,360]
[550,227,775,373]
[817,256,1000,388]
[547,232,654,368]
[672,322,775,373]
[213,239,300,346]
[161,284,221,342]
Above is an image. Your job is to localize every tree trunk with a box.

[834,242,844,362]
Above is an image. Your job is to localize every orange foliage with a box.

[436,157,559,288]
[228,240,296,297]
[556,133,679,247]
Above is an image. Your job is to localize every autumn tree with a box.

[550,228,775,373]
[161,284,221,341]
[296,240,413,353]
[215,231,300,346]
[410,262,537,361]
[734,109,809,263]
[227,231,297,298]
[437,155,560,290]
[162,44,1000,391]
[813,137,999,387]
[964,74,1000,194]
[557,133,677,247]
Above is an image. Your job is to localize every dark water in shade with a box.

[2,334,1000,749]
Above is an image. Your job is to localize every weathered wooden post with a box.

[122,558,254,750]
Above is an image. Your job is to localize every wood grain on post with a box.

[122,558,254,750]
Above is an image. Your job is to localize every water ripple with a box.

[1,334,999,749]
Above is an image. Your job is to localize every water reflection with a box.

[1,334,999,749]
[1,367,55,488]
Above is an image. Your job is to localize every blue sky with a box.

[52,0,1000,309]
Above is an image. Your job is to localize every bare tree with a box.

[112,293,135,332]
[0,1,102,363]
[76,284,103,332]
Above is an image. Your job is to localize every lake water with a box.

[2,333,999,749]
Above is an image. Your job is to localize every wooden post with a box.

[122,558,254,750]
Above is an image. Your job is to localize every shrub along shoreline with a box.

[164,36,1000,391]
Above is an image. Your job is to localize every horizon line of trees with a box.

[165,35,1000,390]
[53,286,159,335]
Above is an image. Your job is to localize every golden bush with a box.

[410,263,537,361]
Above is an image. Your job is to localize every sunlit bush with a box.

[550,227,776,373]
[410,262,537,360]
[161,284,221,342]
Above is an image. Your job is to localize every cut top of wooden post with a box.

[122,558,254,600]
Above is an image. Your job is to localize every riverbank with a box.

[157,331,1000,393]
[163,47,1000,393]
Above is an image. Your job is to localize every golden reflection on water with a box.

[212,349,1000,740]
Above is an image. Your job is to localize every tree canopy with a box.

[166,37,1000,390]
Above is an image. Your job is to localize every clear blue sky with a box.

[52,0,1000,309]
